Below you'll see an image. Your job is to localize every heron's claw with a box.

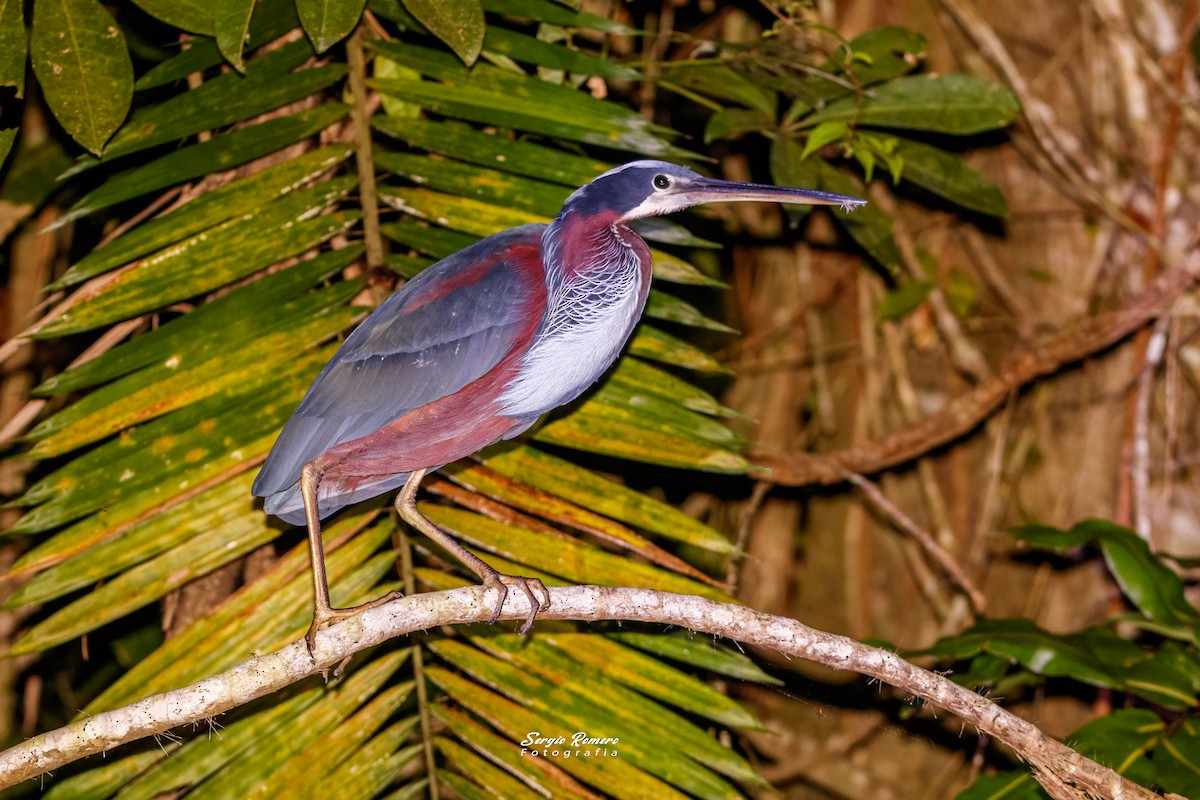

[482,572,551,634]
[304,589,405,657]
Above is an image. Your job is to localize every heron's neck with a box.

[544,210,649,282]
[491,212,651,418]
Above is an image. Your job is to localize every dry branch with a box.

[0,586,1156,798]
[752,251,1200,486]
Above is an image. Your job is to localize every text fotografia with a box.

[520,731,619,758]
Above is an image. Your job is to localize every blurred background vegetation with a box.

[1,0,1199,798]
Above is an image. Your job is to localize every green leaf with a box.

[769,134,817,230]
[373,53,422,118]
[214,0,256,71]
[876,279,931,321]
[1015,520,1200,631]
[370,41,693,160]
[134,0,299,89]
[252,686,415,798]
[52,146,353,289]
[609,630,782,685]
[483,25,639,80]
[480,0,638,35]
[534,399,748,474]
[433,639,742,797]
[586,378,743,448]
[424,504,732,600]
[481,445,735,553]
[703,108,773,144]
[0,0,26,97]
[30,0,133,155]
[11,504,278,654]
[0,129,15,172]
[784,27,928,121]
[806,74,1021,136]
[316,733,421,800]
[438,461,721,584]
[471,632,762,787]
[116,685,328,800]
[29,306,359,457]
[174,660,408,799]
[542,632,765,730]
[892,136,1008,217]
[372,115,607,187]
[607,356,734,418]
[0,137,72,219]
[403,0,484,65]
[40,247,359,394]
[801,120,848,158]
[815,159,902,273]
[43,749,176,800]
[915,618,1135,687]
[38,179,356,336]
[101,39,339,161]
[628,324,729,372]
[955,772,1042,800]
[12,375,304,533]
[1120,643,1200,709]
[380,183,546,231]
[374,152,569,217]
[1155,717,1200,796]
[916,618,1199,708]
[432,705,597,798]
[1067,709,1166,792]
[58,102,349,225]
[835,26,926,88]
[128,0,214,34]
[645,289,734,332]
[9,474,259,605]
[660,62,775,114]
[296,0,365,53]
[428,666,686,799]
[436,738,543,800]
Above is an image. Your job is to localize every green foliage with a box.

[692,23,1016,313]
[923,520,1200,798]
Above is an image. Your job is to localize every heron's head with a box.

[561,160,866,223]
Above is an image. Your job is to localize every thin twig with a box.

[840,470,986,616]
[727,479,771,589]
[1133,315,1171,540]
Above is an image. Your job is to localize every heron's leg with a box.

[396,468,551,633]
[301,461,403,654]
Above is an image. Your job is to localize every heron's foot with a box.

[480,570,551,634]
[304,590,406,656]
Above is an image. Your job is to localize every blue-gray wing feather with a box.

[252,225,546,500]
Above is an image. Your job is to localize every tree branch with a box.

[0,586,1154,798]
[753,251,1200,486]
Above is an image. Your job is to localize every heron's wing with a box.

[252,225,547,498]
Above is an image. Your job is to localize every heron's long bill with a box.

[677,177,867,213]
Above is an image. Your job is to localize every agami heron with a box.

[252,160,865,650]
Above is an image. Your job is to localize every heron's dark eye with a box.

[653,174,671,190]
